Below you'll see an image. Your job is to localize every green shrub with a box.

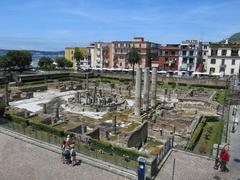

[90,139,147,160]
[5,113,67,137]
[186,118,206,150]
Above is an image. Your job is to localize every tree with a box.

[0,56,12,70]
[55,57,67,69]
[74,49,84,70]
[126,48,141,82]
[6,50,32,71]
[0,99,6,117]
[38,57,53,70]
[66,60,73,68]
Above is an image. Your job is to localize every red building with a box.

[152,44,179,71]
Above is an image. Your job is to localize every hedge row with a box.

[5,113,146,160]
[186,118,206,150]
[5,113,67,137]
[187,116,220,150]
[90,139,148,160]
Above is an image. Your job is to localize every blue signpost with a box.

[137,156,146,180]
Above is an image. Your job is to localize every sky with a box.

[0,0,240,51]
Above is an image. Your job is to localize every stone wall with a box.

[85,128,100,140]
[127,121,148,148]
[20,85,48,92]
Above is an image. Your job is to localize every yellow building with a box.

[65,47,89,69]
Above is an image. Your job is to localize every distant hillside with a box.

[228,32,240,43]
[0,49,64,67]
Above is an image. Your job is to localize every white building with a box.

[206,42,240,75]
[178,40,202,74]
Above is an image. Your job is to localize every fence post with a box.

[48,133,50,143]
[172,158,176,180]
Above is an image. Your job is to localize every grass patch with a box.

[193,120,224,156]
[187,116,224,156]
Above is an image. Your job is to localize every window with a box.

[189,51,194,56]
[221,49,227,56]
[189,58,194,64]
[182,51,186,56]
[211,59,216,64]
[165,51,169,56]
[71,50,74,54]
[202,59,206,63]
[221,59,225,66]
[231,50,239,56]
[182,58,187,63]
[231,68,234,74]
[203,52,207,56]
[232,59,235,65]
[210,68,215,73]
[211,49,218,56]
[120,62,122,66]
[171,51,175,56]
[204,45,208,49]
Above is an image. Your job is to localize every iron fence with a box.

[0,120,137,170]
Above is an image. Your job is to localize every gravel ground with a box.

[0,133,127,180]
[157,150,237,180]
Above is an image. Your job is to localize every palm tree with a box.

[126,48,141,83]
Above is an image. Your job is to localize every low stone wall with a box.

[20,85,48,92]
[127,121,148,148]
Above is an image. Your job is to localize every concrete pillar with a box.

[93,86,97,103]
[75,92,80,103]
[134,68,142,116]
[112,116,117,135]
[4,83,9,106]
[151,67,157,107]
[143,68,150,111]
[81,125,87,134]
[119,87,122,95]
[43,103,47,114]
[55,105,59,120]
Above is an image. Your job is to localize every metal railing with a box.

[0,120,137,171]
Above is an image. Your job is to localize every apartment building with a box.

[65,47,91,69]
[206,42,240,75]
[201,42,210,72]
[92,42,113,68]
[111,37,160,69]
[178,40,202,74]
[152,44,179,71]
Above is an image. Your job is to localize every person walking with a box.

[70,144,77,166]
[61,140,66,163]
[219,147,230,172]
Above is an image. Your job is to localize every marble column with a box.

[151,67,157,107]
[143,68,150,111]
[134,68,142,116]
[112,115,117,135]
[43,103,47,114]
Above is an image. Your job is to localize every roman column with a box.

[134,68,142,116]
[151,67,157,107]
[143,67,150,111]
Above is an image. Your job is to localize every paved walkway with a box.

[228,104,240,179]
[0,133,128,180]
[157,149,239,180]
